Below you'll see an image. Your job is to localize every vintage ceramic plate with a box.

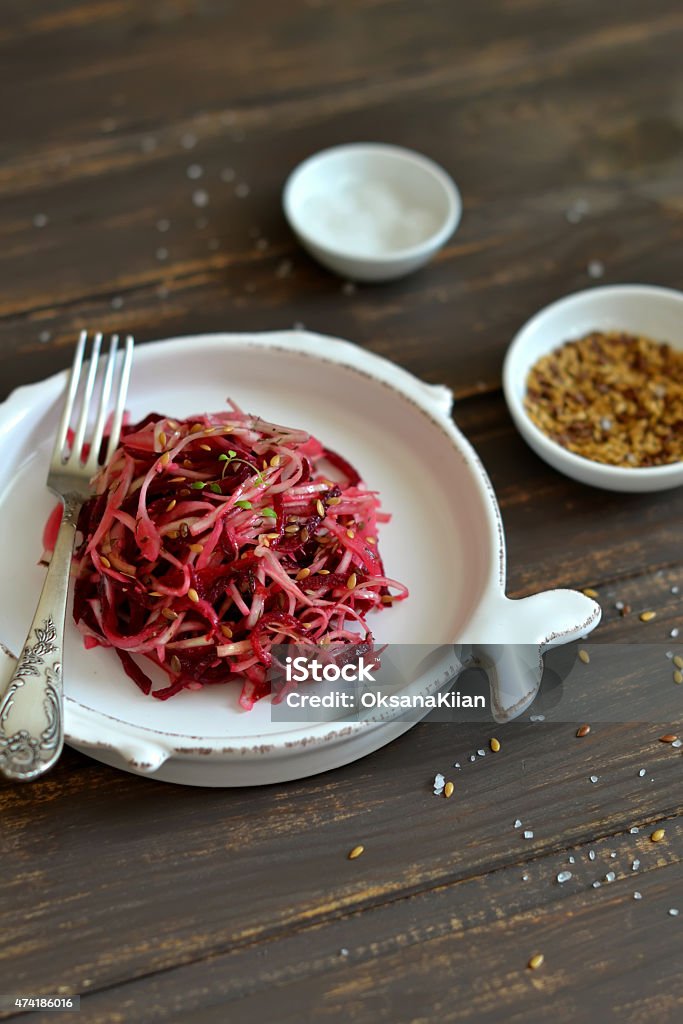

[0,330,537,786]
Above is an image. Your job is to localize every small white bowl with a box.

[282,143,461,282]
[503,284,683,493]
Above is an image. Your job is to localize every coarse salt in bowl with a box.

[283,143,461,282]
[503,284,683,493]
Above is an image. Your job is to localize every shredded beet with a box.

[66,403,408,710]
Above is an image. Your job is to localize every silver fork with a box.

[0,331,134,782]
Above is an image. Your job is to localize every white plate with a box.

[0,331,598,786]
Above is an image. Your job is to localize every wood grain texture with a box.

[0,1,682,1021]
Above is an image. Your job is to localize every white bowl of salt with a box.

[283,143,461,283]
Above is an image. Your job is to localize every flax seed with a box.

[579,649,590,664]
[166,499,177,512]
[673,655,683,670]
[316,499,325,517]
[296,568,311,581]
[159,452,170,467]
[576,724,591,737]
[444,781,454,798]
[528,954,544,970]
[99,555,111,568]
[220,624,233,638]
[659,734,678,743]
[187,588,199,603]
[189,543,204,553]
[490,738,501,752]
[162,608,178,621]
[674,670,683,684]
[347,573,357,589]
[651,829,666,842]
[640,611,656,622]
[348,845,364,860]
[583,588,599,598]
[158,431,167,447]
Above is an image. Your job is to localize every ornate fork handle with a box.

[0,495,81,781]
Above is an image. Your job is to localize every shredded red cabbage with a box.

[66,403,408,710]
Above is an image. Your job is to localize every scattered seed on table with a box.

[528,954,544,970]
[674,671,683,685]
[444,781,454,799]
[634,891,642,900]
[578,650,590,664]
[576,724,591,737]
[490,737,501,752]
[348,845,364,860]
[673,655,683,669]
[640,611,657,622]
[651,829,666,842]
[583,588,599,598]
[557,871,572,884]
[659,734,678,743]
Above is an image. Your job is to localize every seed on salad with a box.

[346,529,355,539]
[578,649,590,664]
[197,443,210,451]
[583,588,599,598]
[300,528,309,543]
[296,568,311,581]
[189,543,204,553]
[348,845,364,860]
[659,734,678,744]
[316,499,325,517]
[270,454,281,467]
[159,452,170,467]
[100,555,111,568]
[328,496,342,505]
[220,624,233,638]
[170,655,181,673]
[319,569,330,575]
[576,724,591,737]
[444,781,454,798]
[190,423,204,433]
[490,738,501,752]
[166,499,177,512]
[162,608,178,621]
[528,954,544,970]
[674,671,683,684]
[285,524,299,534]
[158,431,167,447]
[169,476,185,483]
[651,829,666,842]
[347,573,358,589]
[367,536,377,545]
[381,595,394,604]
[187,588,200,603]
[673,655,683,670]
[640,611,656,622]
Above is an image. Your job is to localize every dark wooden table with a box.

[1,2,682,1021]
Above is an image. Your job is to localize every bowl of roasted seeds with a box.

[503,285,683,492]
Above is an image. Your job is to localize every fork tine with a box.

[71,331,103,462]
[54,329,87,459]
[84,334,119,474]
[105,334,134,465]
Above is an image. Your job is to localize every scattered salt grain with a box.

[568,856,575,864]
[192,189,209,208]
[588,259,605,278]
[633,891,642,900]
[669,909,680,917]
[156,247,168,261]
[514,819,522,829]
[671,628,680,638]
[156,218,170,232]
[592,881,601,888]
[610,852,617,859]
[340,947,349,956]
[590,775,599,784]
[672,739,683,748]
[557,871,572,884]
[181,133,197,150]
[522,873,530,881]
[477,749,486,757]
[235,182,250,198]
[589,850,596,861]
[630,827,640,834]
[187,164,203,180]
[469,755,476,763]
[565,198,590,223]
[605,871,616,883]
[453,762,461,769]
[632,860,640,871]
[639,769,646,777]
[111,296,123,310]
[434,773,445,791]
[671,586,679,595]
[615,601,624,610]
[530,714,545,722]
[33,213,48,228]
[38,329,51,344]
[524,830,534,840]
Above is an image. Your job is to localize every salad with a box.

[54,404,407,710]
